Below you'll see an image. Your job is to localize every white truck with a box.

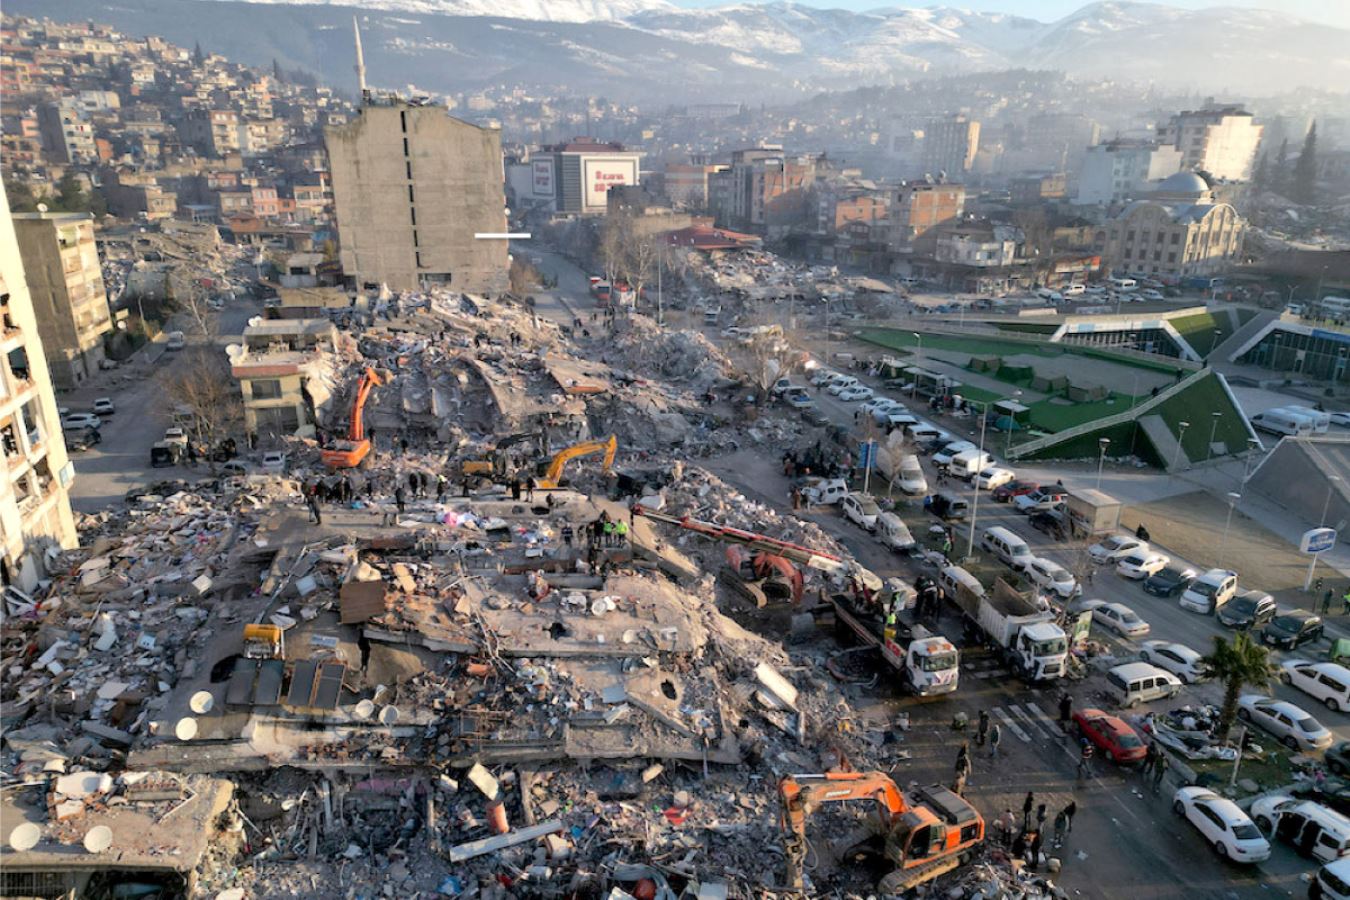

[940,566,1067,682]
[829,578,960,697]
[947,449,994,481]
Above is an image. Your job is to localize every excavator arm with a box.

[779,772,908,891]
[348,367,385,441]
[321,367,386,469]
[537,435,617,489]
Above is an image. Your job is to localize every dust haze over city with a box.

[1,0,1350,897]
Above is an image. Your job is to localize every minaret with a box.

[353,16,368,103]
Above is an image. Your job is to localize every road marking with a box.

[992,706,1031,742]
[1007,704,1052,740]
[1025,701,1061,732]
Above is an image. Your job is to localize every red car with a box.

[992,480,1039,503]
[1073,708,1147,764]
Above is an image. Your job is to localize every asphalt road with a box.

[534,240,1337,899]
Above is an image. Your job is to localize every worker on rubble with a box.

[615,519,628,546]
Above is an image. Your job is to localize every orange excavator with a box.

[534,435,617,489]
[779,772,984,896]
[321,367,385,469]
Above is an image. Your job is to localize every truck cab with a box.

[1015,621,1069,680]
[895,626,959,696]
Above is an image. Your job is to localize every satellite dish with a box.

[83,825,114,853]
[353,699,375,720]
[225,344,244,361]
[175,717,198,741]
[247,316,263,327]
[378,705,400,725]
[9,822,40,851]
[189,691,215,714]
[36,203,48,214]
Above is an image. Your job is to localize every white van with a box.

[948,449,994,480]
[1312,857,1350,900]
[1251,409,1314,437]
[932,441,976,468]
[1251,798,1350,863]
[1280,660,1350,712]
[826,376,860,395]
[980,525,1034,570]
[1062,284,1086,297]
[897,455,928,496]
[1180,568,1239,615]
[1109,277,1138,292]
[1107,661,1182,708]
[802,477,848,506]
[1285,405,1332,434]
[939,565,985,603]
[875,513,916,552]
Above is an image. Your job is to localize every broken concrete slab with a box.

[444,819,563,863]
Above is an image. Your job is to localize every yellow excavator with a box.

[534,435,617,489]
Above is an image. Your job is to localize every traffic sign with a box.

[1301,527,1338,555]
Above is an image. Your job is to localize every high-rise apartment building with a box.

[714,147,818,232]
[326,99,508,293]
[1158,105,1263,181]
[531,139,643,215]
[11,212,114,390]
[36,100,96,164]
[920,115,980,179]
[1074,141,1184,206]
[0,186,79,592]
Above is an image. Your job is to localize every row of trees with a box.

[1253,122,1320,206]
[597,209,683,317]
[5,172,107,216]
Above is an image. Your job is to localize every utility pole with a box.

[965,402,989,561]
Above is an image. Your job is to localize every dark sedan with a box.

[1142,564,1199,598]
[1261,611,1324,650]
[1218,591,1279,630]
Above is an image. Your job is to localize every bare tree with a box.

[748,332,799,402]
[874,429,907,497]
[598,217,625,287]
[159,346,242,468]
[171,275,218,339]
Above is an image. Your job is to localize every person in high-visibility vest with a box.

[615,520,628,546]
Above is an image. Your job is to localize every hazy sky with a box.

[668,0,1350,29]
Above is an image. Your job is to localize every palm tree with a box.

[1200,632,1275,744]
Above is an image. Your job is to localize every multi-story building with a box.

[11,212,114,390]
[713,146,819,232]
[663,163,727,209]
[1010,173,1067,204]
[1074,141,1185,206]
[920,115,980,179]
[326,98,508,293]
[180,109,241,157]
[889,182,966,257]
[36,100,96,163]
[1097,172,1245,283]
[230,318,339,440]
[1157,105,1263,181]
[0,189,79,592]
[530,138,643,216]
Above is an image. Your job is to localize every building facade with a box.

[1158,105,1263,181]
[663,163,727,209]
[530,139,642,216]
[11,212,114,390]
[326,100,508,293]
[36,101,95,164]
[713,147,818,232]
[1074,141,1184,206]
[920,115,980,179]
[889,182,966,257]
[0,189,79,592]
[1098,172,1245,283]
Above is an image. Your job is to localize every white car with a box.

[1084,285,1107,295]
[878,410,919,428]
[896,456,928,496]
[1173,786,1271,863]
[1330,411,1350,428]
[1022,557,1079,599]
[826,379,858,396]
[840,493,880,531]
[1062,284,1086,297]
[1279,660,1350,712]
[837,385,875,402]
[785,393,815,409]
[1079,599,1150,638]
[810,370,837,387]
[1237,694,1334,751]
[975,467,1015,491]
[1089,534,1147,564]
[860,397,900,416]
[163,427,188,446]
[1116,550,1170,580]
[1140,288,1165,301]
[92,398,115,416]
[1140,641,1206,683]
[932,441,976,467]
[63,412,102,431]
[1012,489,1065,514]
[261,450,289,474]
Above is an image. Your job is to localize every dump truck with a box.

[1064,487,1122,539]
[940,566,1067,682]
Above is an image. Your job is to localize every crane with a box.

[534,435,617,489]
[321,367,385,469]
[778,771,983,896]
[632,506,959,695]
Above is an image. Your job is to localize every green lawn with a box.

[1170,311,1233,357]
[1025,394,1145,432]
[858,328,1060,359]
[1150,372,1253,459]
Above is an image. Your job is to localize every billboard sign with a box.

[531,160,554,199]
[1301,527,1338,555]
[582,156,638,208]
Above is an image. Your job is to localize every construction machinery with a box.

[632,506,958,695]
[243,623,285,660]
[779,772,983,896]
[460,432,541,480]
[321,367,385,469]
[534,435,617,489]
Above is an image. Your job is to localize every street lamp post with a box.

[1207,411,1223,463]
[1005,390,1022,455]
[1095,437,1110,491]
[965,400,990,561]
[1170,420,1191,479]
[911,332,922,400]
[1218,491,1241,568]
[1241,438,1260,485]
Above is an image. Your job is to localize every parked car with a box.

[975,467,1016,491]
[1262,611,1325,651]
[1140,288,1166,301]
[1217,590,1279,630]
[65,427,101,452]
[840,492,881,531]
[62,412,102,431]
[1022,557,1079,599]
[1079,599,1150,638]
[1237,695,1334,751]
[1311,857,1350,900]
[802,407,830,427]
[785,393,815,410]
[896,456,927,496]
[1073,708,1147,764]
[219,461,254,478]
[1140,641,1207,683]
[860,397,898,416]
[92,398,115,416]
[1279,661,1350,712]
[261,450,289,474]
[992,480,1040,502]
[1248,796,1350,863]
[1173,787,1271,863]
[1142,564,1199,598]
[837,385,874,402]
[1013,489,1066,514]
[1327,743,1350,777]
[932,441,976,468]
[1028,510,1068,540]
[1089,534,1147,564]
[1116,550,1170,580]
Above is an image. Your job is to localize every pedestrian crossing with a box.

[992,702,1063,743]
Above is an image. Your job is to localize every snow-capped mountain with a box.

[11,0,1349,99]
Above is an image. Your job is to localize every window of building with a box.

[1156,232,1164,243]
[408,185,415,203]
[255,405,300,437]
[1127,230,1135,242]
[1171,233,1180,245]
[1168,252,1177,263]
[6,346,30,383]
[250,379,283,400]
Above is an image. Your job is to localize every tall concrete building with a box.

[889,182,966,256]
[325,99,508,293]
[531,139,643,215]
[36,100,95,164]
[12,212,114,389]
[1158,105,1263,181]
[0,185,79,591]
[1074,141,1184,206]
[920,115,980,180]
[715,146,818,232]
